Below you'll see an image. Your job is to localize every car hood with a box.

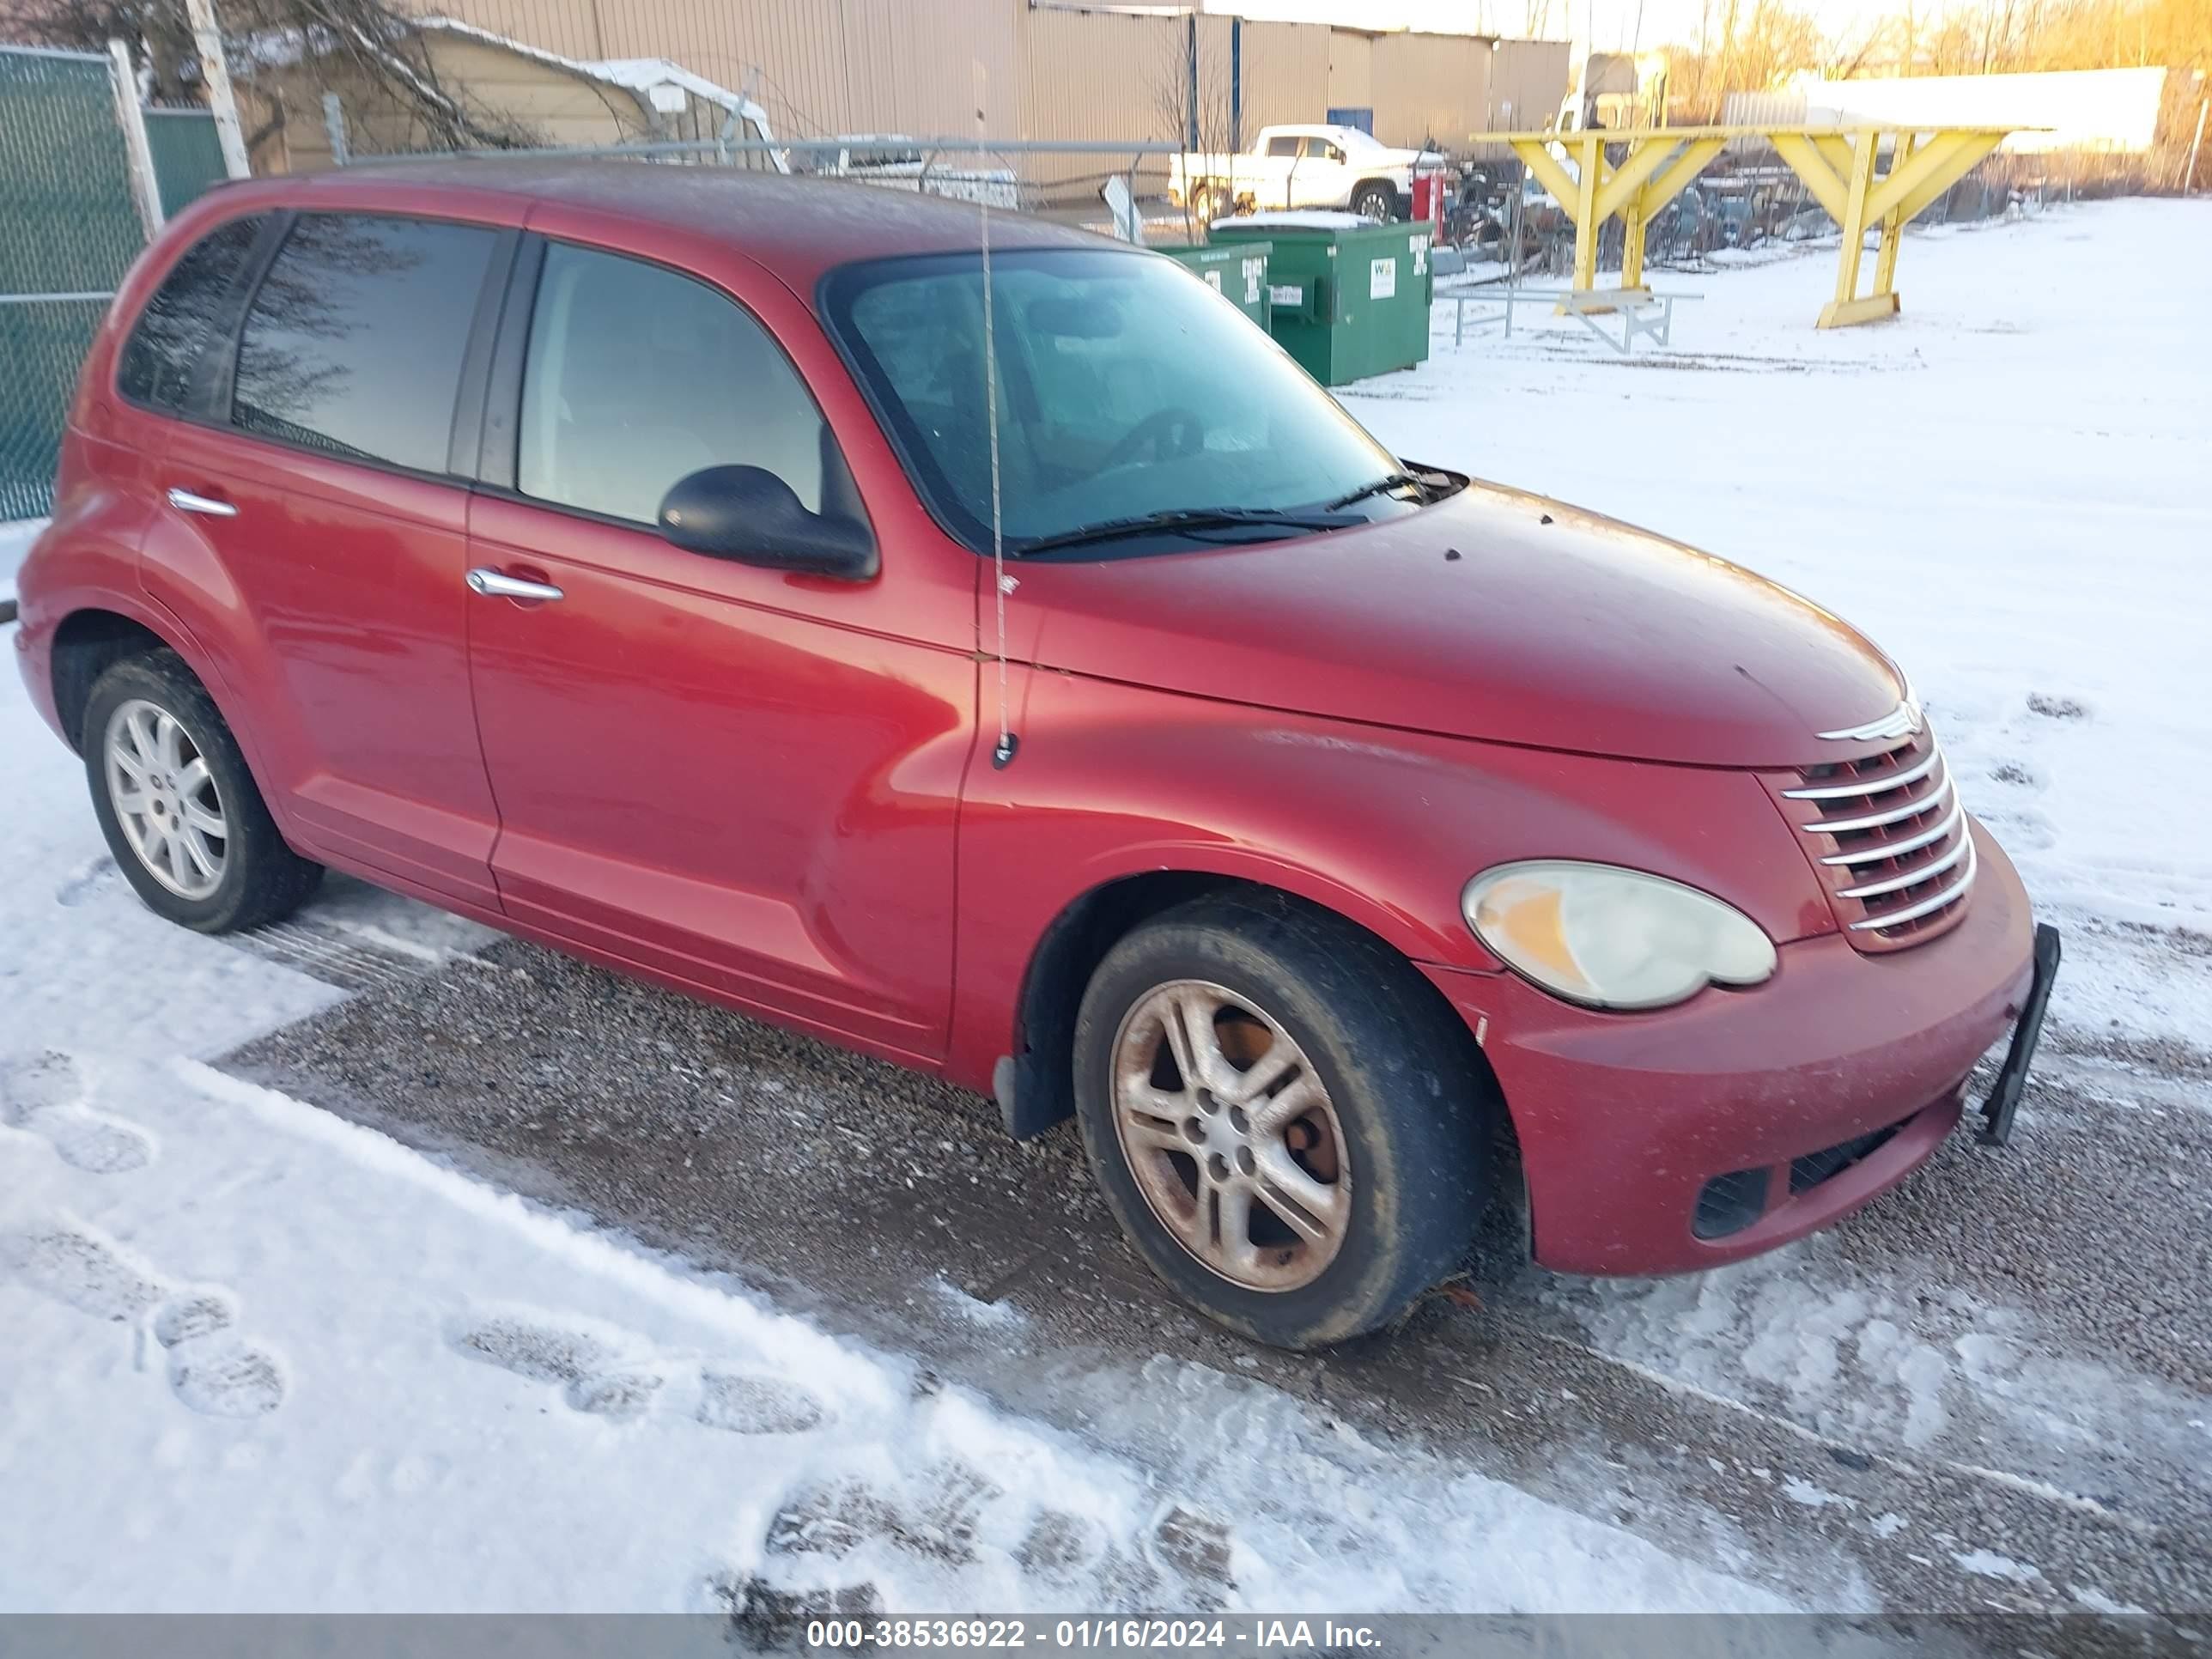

[1012,480,1905,768]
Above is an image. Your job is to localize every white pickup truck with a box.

[1169,124,1443,222]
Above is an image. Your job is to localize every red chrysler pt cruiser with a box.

[12,163,2057,1348]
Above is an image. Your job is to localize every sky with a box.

[1208,0,1899,55]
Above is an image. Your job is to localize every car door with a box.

[1261,132,1303,209]
[1291,137,1351,208]
[145,210,513,910]
[462,234,972,1060]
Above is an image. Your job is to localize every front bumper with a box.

[1422,819,2038,1276]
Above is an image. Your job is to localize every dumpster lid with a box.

[1222,210,1384,232]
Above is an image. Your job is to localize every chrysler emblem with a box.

[1818,694,1923,743]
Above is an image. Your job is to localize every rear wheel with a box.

[1073,892,1486,1349]
[83,650,321,933]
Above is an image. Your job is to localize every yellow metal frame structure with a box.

[1471,125,2016,328]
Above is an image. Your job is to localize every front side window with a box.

[117,215,264,410]
[517,241,825,526]
[823,248,1413,554]
[231,214,497,472]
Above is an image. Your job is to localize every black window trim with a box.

[148,208,519,493]
[470,230,867,544]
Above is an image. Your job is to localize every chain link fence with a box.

[144,103,230,220]
[2,46,150,520]
[328,118,1183,234]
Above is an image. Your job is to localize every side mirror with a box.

[656,465,878,581]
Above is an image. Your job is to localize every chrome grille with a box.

[1768,727,1977,952]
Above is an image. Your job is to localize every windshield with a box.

[821,247,1417,555]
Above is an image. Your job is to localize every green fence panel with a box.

[0,299,106,520]
[145,106,228,219]
[1,46,143,520]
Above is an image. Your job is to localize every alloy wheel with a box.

[104,697,227,901]
[1109,978,1351,1291]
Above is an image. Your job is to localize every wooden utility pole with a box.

[106,39,165,238]
[181,0,250,178]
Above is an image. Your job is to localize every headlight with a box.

[1462,860,1778,1011]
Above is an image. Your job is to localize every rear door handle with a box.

[466,568,565,603]
[167,487,237,518]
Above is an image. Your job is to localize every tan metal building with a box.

[240,19,780,172]
[403,0,1569,168]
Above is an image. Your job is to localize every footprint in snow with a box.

[697,1370,825,1434]
[0,1050,155,1175]
[55,854,123,908]
[447,1309,830,1433]
[2027,691,2092,722]
[0,1223,287,1416]
[1985,758,2046,793]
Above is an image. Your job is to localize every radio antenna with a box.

[975,64,1017,769]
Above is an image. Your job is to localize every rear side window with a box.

[517,241,825,526]
[117,216,263,410]
[1265,136,1301,158]
[231,214,496,473]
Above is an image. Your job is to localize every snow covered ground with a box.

[3,196,2207,1620]
[1352,198,2212,1047]
[0,515,37,608]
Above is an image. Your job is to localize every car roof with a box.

[203,159,1112,292]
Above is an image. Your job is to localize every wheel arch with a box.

[50,605,187,754]
[999,868,1514,1174]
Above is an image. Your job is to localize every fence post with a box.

[182,0,250,178]
[322,91,349,166]
[105,39,164,239]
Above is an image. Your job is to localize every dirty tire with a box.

[1073,890,1486,1349]
[1351,181,1398,222]
[82,649,322,933]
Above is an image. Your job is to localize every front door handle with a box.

[167,487,237,518]
[465,568,564,603]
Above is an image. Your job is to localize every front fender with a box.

[944,665,1837,1096]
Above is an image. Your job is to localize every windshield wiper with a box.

[1012,506,1358,556]
[1323,471,1433,511]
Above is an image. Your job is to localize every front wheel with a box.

[82,650,322,933]
[1073,893,1487,1349]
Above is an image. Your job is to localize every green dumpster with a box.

[1155,240,1273,330]
[1208,217,1432,386]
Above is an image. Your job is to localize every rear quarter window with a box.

[116,215,264,411]
[230,213,497,474]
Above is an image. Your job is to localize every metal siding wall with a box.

[1236,20,1328,132]
[1368,31,1487,149]
[1325,29,1370,112]
[841,0,1017,140]
[1485,38,1570,131]
[589,0,853,136]
[409,0,605,61]
[1016,3,1185,191]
